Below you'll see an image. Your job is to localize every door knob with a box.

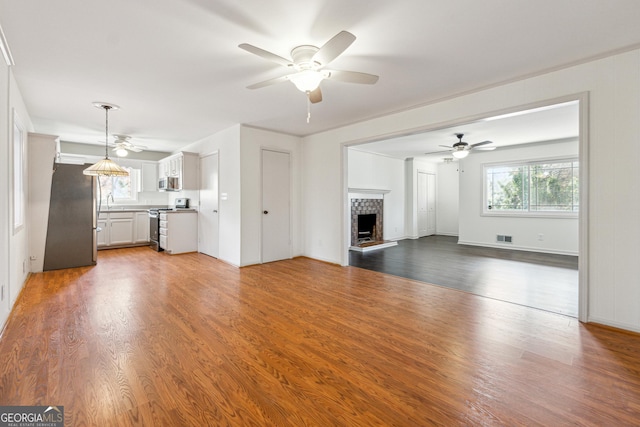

[263,210,269,214]
[213,210,218,213]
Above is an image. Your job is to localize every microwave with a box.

[159,176,180,191]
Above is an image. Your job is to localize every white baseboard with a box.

[457,239,578,256]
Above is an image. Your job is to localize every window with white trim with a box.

[484,159,579,216]
[98,167,139,202]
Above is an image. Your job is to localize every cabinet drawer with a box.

[159,227,167,236]
[160,213,168,220]
[159,220,168,228]
[159,235,167,248]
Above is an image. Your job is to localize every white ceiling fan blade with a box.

[326,69,379,84]
[474,146,496,151]
[308,87,322,104]
[238,43,293,67]
[424,149,452,155]
[470,140,493,148]
[247,74,292,89]
[312,31,356,66]
[439,144,453,149]
[128,146,145,152]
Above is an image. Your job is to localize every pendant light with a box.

[83,102,129,176]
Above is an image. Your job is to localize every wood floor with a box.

[1,247,639,426]
[350,235,579,317]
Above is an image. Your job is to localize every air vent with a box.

[497,235,513,243]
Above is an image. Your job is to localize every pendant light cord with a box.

[104,106,110,159]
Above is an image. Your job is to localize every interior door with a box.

[426,173,436,235]
[418,172,436,237]
[199,153,219,258]
[262,149,291,263]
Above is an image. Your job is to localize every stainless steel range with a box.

[148,208,172,251]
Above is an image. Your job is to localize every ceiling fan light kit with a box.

[452,149,469,159]
[239,30,379,121]
[424,133,496,158]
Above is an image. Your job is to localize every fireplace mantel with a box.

[348,188,391,194]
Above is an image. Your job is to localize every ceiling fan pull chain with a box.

[307,96,311,123]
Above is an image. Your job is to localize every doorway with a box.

[199,152,219,258]
[262,149,291,263]
[345,95,587,320]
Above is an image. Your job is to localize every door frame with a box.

[342,92,589,323]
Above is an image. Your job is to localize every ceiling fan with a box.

[239,30,379,105]
[427,133,495,159]
[109,134,147,157]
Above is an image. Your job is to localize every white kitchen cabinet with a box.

[97,213,108,247]
[97,211,150,249]
[134,212,150,243]
[141,162,158,192]
[157,152,198,190]
[109,212,134,246]
[159,211,197,254]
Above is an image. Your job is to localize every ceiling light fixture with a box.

[451,149,469,159]
[83,102,129,176]
[288,69,325,93]
[115,147,128,157]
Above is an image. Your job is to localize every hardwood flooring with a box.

[1,247,639,425]
[349,235,579,317]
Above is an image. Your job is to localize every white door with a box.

[418,172,436,237]
[426,173,436,235]
[262,149,291,263]
[199,153,219,258]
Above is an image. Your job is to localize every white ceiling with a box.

[356,101,580,161]
[1,0,639,153]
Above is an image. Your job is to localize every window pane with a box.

[530,162,576,211]
[486,165,528,211]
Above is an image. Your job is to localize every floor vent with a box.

[497,235,513,243]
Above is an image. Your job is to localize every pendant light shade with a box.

[83,102,129,177]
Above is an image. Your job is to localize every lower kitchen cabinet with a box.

[134,212,150,243]
[159,211,197,254]
[98,211,150,249]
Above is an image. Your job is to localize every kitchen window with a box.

[99,167,139,202]
[484,158,579,217]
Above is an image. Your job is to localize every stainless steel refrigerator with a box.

[43,163,97,270]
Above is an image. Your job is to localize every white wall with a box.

[458,139,579,255]
[436,161,459,236]
[348,149,405,240]
[301,48,640,332]
[239,126,302,266]
[181,125,243,266]
[28,133,57,273]
[0,52,10,327]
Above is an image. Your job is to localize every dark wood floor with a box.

[350,235,579,317]
[2,247,639,425]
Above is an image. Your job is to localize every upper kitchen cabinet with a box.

[140,161,158,192]
[158,152,198,191]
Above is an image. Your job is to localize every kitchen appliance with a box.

[148,208,172,251]
[159,176,180,191]
[175,198,190,209]
[43,163,98,270]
